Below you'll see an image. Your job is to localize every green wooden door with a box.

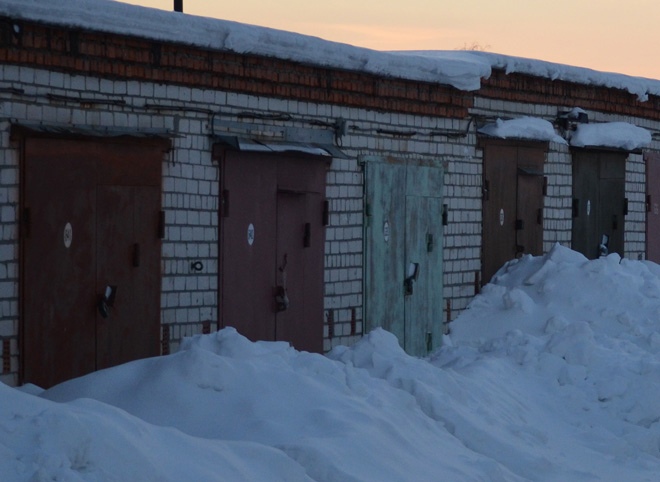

[364,157,444,356]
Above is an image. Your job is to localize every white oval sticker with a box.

[383,220,390,243]
[63,222,73,248]
[247,223,255,246]
[499,209,505,227]
[587,200,591,217]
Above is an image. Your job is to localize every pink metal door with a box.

[646,152,660,262]
[219,150,326,352]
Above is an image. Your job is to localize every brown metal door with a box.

[96,185,161,370]
[572,150,626,259]
[219,150,326,352]
[646,152,660,262]
[516,172,544,256]
[22,137,164,388]
[482,144,519,283]
[23,139,97,388]
[482,141,546,283]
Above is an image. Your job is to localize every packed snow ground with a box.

[2,244,660,481]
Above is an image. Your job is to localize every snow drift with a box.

[1,244,660,481]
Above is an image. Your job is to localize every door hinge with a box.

[222,189,230,218]
[2,339,10,374]
[572,198,579,218]
[483,180,490,201]
[623,198,629,216]
[322,200,329,226]
[22,207,30,238]
[304,222,311,248]
[442,204,448,226]
[647,195,652,213]
[543,176,548,196]
[158,211,165,239]
[537,208,543,225]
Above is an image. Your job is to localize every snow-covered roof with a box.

[477,117,567,144]
[569,122,652,151]
[3,0,660,99]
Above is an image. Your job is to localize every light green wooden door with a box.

[364,157,444,356]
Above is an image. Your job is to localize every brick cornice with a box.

[0,17,472,118]
[480,69,660,121]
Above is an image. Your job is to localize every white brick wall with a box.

[2,63,660,385]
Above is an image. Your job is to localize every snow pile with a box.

[569,121,652,150]
[2,0,660,95]
[2,244,660,480]
[477,117,567,144]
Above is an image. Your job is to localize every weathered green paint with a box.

[363,156,444,356]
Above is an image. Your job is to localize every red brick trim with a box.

[480,69,660,121]
[0,17,471,118]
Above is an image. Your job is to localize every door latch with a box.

[98,285,117,319]
[275,254,289,312]
[404,262,419,296]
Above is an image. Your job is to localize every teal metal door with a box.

[364,157,444,356]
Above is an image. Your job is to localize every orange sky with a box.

[116,0,660,80]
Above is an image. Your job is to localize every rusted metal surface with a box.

[572,150,626,259]
[363,157,444,356]
[482,140,545,283]
[219,150,326,353]
[645,152,660,262]
[21,137,164,388]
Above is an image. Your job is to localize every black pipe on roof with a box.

[174,0,183,13]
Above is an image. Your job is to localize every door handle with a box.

[404,262,419,296]
[275,254,289,312]
[98,285,117,319]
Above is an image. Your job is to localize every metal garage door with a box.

[21,137,165,388]
[645,151,660,262]
[482,140,546,283]
[363,157,444,356]
[219,150,327,353]
[572,150,626,259]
